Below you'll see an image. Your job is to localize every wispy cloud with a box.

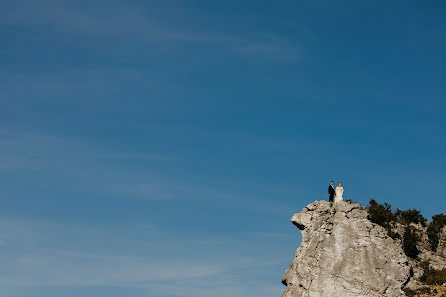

[0,0,302,61]
[98,153,173,161]
[4,254,221,286]
[0,129,178,198]
[0,128,296,213]
[0,217,286,297]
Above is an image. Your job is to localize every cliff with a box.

[281,201,446,297]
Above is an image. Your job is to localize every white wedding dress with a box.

[335,186,344,202]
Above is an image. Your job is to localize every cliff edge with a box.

[281,201,411,297]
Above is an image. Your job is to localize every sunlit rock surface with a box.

[281,201,411,297]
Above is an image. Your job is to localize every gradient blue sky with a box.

[1,1,446,296]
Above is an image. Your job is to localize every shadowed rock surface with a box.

[281,201,411,297]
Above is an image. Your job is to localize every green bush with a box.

[427,224,440,252]
[386,225,401,240]
[403,287,432,297]
[366,200,445,255]
[395,208,427,227]
[420,261,446,285]
[402,226,420,259]
[427,213,446,252]
[432,214,446,226]
[367,199,396,228]
[367,199,401,239]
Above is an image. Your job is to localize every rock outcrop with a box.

[281,201,411,297]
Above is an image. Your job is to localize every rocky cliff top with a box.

[281,200,446,297]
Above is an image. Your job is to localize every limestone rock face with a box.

[281,201,411,297]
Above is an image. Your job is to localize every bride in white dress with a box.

[335,182,344,202]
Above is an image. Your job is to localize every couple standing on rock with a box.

[328,181,343,203]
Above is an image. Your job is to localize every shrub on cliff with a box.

[427,213,446,252]
[396,208,427,227]
[367,199,396,228]
[403,226,420,259]
[366,200,446,255]
[420,261,446,285]
[386,226,401,240]
[403,287,432,297]
[367,199,401,239]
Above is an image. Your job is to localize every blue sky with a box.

[1,1,446,296]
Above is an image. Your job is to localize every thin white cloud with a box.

[0,217,286,297]
[0,129,296,212]
[0,129,181,198]
[98,153,173,161]
[0,0,302,60]
[3,254,221,286]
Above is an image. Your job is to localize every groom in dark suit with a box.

[328,181,335,202]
